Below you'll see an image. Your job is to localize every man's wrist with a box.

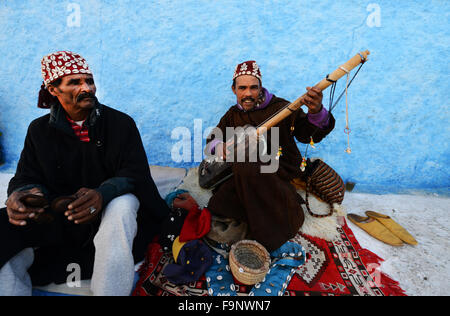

[308,103,323,114]
[10,184,49,199]
[307,104,330,129]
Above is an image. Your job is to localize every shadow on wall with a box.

[0,95,6,166]
[0,127,3,166]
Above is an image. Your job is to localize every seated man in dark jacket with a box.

[205,60,335,252]
[0,51,169,295]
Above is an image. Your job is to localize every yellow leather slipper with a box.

[365,211,418,245]
[347,214,404,246]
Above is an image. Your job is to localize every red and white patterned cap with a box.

[41,51,92,86]
[232,60,262,81]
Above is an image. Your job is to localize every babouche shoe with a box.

[347,213,403,246]
[365,211,418,246]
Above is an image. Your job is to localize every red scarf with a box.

[66,115,90,142]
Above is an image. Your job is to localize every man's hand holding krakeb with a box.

[65,187,103,224]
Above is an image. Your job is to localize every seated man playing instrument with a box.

[0,51,169,295]
[204,61,335,252]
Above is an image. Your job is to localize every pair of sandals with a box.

[20,194,77,224]
[348,211,418,246]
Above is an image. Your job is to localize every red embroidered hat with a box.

[233,60,262,81]
[41,51,92,87]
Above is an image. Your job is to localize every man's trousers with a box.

[0,193,139,296]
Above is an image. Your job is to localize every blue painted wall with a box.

[0,0,448,193]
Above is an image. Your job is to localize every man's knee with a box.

[0,248,34,296]
[102,193,140,221]
[2,248,34,272]
[95,193,140,245]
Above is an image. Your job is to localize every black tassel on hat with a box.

[37,83,57,109]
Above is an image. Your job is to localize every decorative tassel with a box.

[300,157,307,172]
[275,146,282,160]
[343,69,352,154]
[344,127,351,154]
[37,83,56,109]
[309,137,316,149]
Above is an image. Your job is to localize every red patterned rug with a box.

[133,218,406,296]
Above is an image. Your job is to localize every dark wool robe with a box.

[207,95,335,252]
[0,102,169,285]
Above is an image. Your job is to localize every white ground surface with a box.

[1,170,448,296]
[342,192,450,296]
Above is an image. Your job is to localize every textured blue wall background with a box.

[0,0,448,193]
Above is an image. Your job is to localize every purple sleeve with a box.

[207,139,222,155]
[307,106,330,129]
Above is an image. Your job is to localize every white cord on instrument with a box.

[340,66,352,154]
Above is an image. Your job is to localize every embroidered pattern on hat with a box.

[252,62,260,78]
[233,60,262,81]
[41,51,92,86]
[240,63,248,72]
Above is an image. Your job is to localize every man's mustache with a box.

[241,97,256,103]
[77,93,97,102]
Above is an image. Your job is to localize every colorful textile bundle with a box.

[161,190,213,284]
[164,237,213,285]
[133,219,407,296]
[156,189,308,295]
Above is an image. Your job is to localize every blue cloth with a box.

[205,241,306,296]
[249,242,305,296]
[164,189,188,207]
[205,253,237,296]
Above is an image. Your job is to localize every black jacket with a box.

[5,102,169,284]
